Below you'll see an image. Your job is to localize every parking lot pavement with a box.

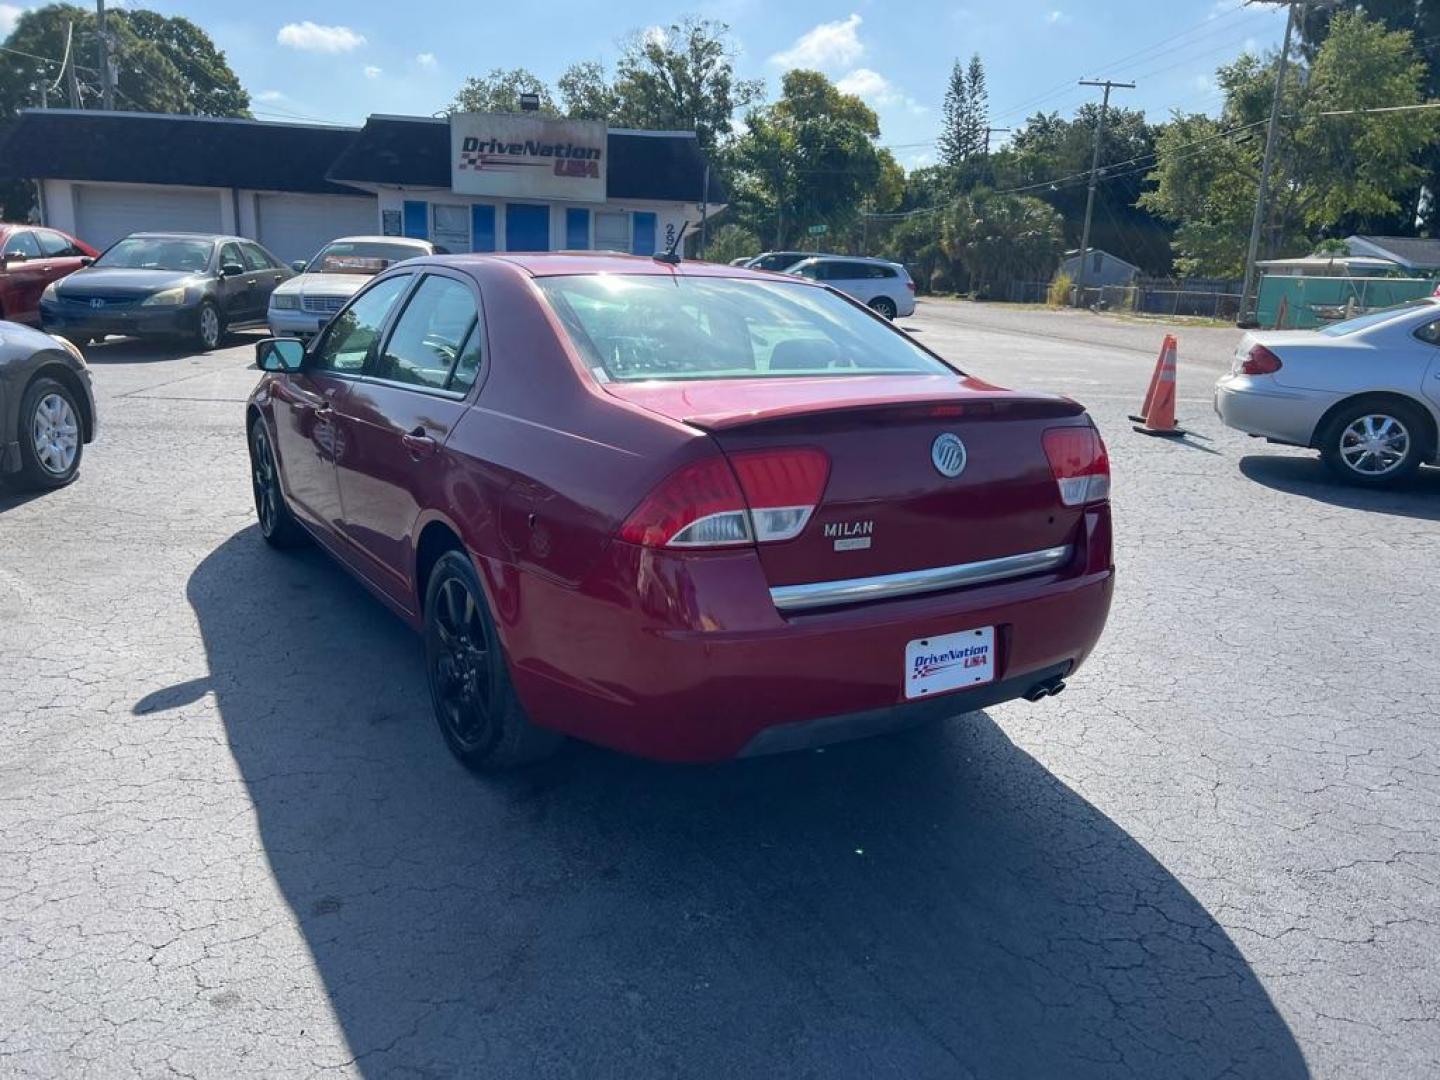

[1,312,1437,1079]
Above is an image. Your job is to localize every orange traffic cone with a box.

[1133,336,1186,437]
[1129,334,1175,424]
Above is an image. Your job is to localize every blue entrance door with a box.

[506,203,550,252]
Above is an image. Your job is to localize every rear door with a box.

[240,242,287,316]
[332,271,482,607]
[1,229,47,322]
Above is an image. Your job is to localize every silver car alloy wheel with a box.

[199,305,221,349]
[1338,413,1410,476]
[31,392,79,475]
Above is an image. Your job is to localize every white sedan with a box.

[267,236,437,339]
[1214,298,1440,485]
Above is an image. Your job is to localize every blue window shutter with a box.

[402,200,428,240]
[632,212,656,255]
[565,208,590,250]
[471,205,496,252]
[505,203,550,252]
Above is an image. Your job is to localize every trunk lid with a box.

[607,375,1088,587]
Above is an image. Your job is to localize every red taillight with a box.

[1042,426,1110,507]
[620,448,830,549]
[906,279,916,292]
[1241,344,1283,375]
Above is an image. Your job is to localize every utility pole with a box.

[1073,79,1134,305]
[982,126,1011,156]
[62,22,82,108]
[1238,0,1308,326]
[96,0,115,110]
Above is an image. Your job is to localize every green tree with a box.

[1141,11,1439,277]
[608,18,762,152]
[937,54,989,167]
[449,68,557,115]
[1,4,249,218]
[730,70,884,248]
[557,60,617,121]
[942,189,1064,297]
[699,222,759,264]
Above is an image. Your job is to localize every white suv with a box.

[786,256,916,319]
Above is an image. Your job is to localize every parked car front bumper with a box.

[40,300,201,340]
[267,308,330,338]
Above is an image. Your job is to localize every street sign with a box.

[807,224,828,236]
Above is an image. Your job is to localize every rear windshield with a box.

[1318,299,1435,336]
[309,241,426,275]
[96,237,213,272]
[536,275,952,382]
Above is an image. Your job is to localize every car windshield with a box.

[308,241,424,275]
[1317,299,1436,336]
[536,274,954,382]
[96,237,213,272]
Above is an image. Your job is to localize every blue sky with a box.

[5,1,1291,166]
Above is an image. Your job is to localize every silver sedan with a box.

[1214,298,1440,485]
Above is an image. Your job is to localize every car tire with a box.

[870,296,898,320]
[248,418,306,548]
[1318,399,1429,486]
[424,550,561,771]
[195,301,224,352]
[14,376,83,491]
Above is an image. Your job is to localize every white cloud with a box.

[416,52,437,68]
[276,21,367,54]
[255,89,287,103]
[364,65,382,79]
[769,13,864,71]
[836,67,927,115]
[641,25,668,48]
[0,4,25,35]
[1046,10,1071,25]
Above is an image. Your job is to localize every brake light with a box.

[1042,426,1110,506]
[620,448,830,548]
[906,279,916,292]
[1241,344,1283,375]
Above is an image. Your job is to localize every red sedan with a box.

[0,224,98,326]
[247,254,1113,768]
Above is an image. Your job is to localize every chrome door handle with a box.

[401,428,438,459]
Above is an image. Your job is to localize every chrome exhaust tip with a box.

[1023,678,1067,702]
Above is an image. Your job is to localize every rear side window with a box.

[35,230,78,257]
[871,264,898,279]
[373,275,478,392]
[240,243,275,271]
[3,231,42,258]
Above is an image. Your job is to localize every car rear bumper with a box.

[41,302,199,339]
[492,508,1113,762]
[1214,376,1332,446]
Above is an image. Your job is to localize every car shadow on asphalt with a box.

[163,527,1309,1079]
[80,331,267,364]
[0,482,50,512]
[1240,454,1440,521]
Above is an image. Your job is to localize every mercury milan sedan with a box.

[268,236,438,340]
[1215,298,1440,485]
[246,254,1114,769]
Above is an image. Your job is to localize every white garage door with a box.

[255,193,378,266]
[75,185,223,252]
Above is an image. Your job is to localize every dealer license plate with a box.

[904,627,996,700]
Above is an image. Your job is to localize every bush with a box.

[699,223,760,265]
[1047,272,1074,308]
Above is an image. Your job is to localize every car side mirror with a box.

[79,256,94,267]
[290,260,307,274]
[256,337,305,373]
[221,262,245,277]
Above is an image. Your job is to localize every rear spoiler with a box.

[684,394,1085,433]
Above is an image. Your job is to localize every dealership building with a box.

[0,108,722,264]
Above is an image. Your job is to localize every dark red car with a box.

[0,224,98,326]
[247,254,1113,769]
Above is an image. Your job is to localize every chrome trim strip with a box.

[769,544,1073,612]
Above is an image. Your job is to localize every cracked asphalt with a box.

[2,299,1437,1078]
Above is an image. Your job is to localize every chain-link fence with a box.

[1007,280,1243,320]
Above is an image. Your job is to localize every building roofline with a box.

[18,107,360,134]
